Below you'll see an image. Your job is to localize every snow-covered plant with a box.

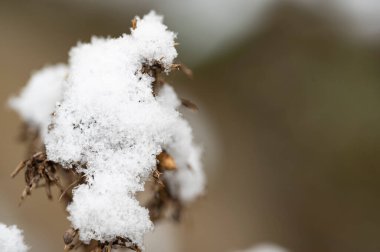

[9,11,205,251]
[0,223,28,252]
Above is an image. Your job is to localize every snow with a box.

[236,244,288,252]
[41,11,205,247]
[0,223,28,252]
[156,84,205,202]
[9,64,68,138]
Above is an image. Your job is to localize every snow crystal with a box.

[0,223,28,252]
[9,64,68,138]
[43,11,205,247]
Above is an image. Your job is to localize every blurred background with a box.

[1,0,380,251]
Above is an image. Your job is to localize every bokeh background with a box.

[1,0,380,251]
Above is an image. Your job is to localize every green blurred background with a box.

[1,1,380,251]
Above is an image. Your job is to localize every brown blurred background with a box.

[1,1,380,252]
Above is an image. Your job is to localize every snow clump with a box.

[0,223,28,252]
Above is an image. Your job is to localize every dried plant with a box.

[11,151,64,203]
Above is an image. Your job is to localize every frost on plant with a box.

[9,11,205,251]
[0,223,28,252]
